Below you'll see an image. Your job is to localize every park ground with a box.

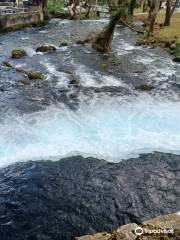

[134,9,180,41]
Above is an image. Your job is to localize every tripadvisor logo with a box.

[135,227,143,236]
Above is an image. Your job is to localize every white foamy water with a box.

[0,95,180,167]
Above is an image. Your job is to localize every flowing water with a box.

[0,19,180,166]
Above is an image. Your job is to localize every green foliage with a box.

[46,0,64,15]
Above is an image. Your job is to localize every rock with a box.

[173,56,180,62]
[2,61,13,68]
[76,213,180,240]
[170,43,176,50]
[19,79,31,85]
[69,79,80,85]
[11,49,27,59]
[76,40,85,44]
[173,40,180,62]
[15,67,43,79]
[27,71,43,79]
[135,84,154,91]
[0,152,179,240]
[60,42,68,47]
[36,44,56,52]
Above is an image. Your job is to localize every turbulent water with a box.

[0,19,180,166]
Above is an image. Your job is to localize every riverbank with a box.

[134,11,180,61]
[76,212,180,240]
[0,7,44,32]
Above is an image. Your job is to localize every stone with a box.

[76,214,180,240]
[60,42,68,47]
[36,44,56,52]
[15,67,43,79]
[2,61,13,68]
[76,40,85,44]
[135,84,154,91]
[69,79,80,85]
[170,43,176,50]
[173,56,180,62]
[11,49,27,59]
[27,71,43,79]
[19,79,31,85]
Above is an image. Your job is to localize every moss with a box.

[11,49,27,59]
[109,56,121,65]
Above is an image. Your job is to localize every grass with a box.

[134,9,180,40]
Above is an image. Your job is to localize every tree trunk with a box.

[148,0,161,36]
[92,8,123,52]
[128,0,136,16]
[164,0,172,26]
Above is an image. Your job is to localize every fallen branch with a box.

[119,18,144,34]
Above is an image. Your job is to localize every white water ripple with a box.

[0,95,180,166]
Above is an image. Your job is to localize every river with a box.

[0,18,180,166]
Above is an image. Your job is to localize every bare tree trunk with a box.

[164,0,172,26]
[164,0,179,26]
[148,0,161,36]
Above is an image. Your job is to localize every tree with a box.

[128,0,136,16]
[164,0,179,26]
[147,0,161,36]
[92,0,129,52]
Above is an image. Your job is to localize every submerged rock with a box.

[69,79,80,85]
[11,49,27,59]
[19,79,31,85]
[60,42,68,47]
[36,44,56,53]
[173,40,180,62]
[135,84,154,91]
[2,61,13,68]
[0,152,179,240]
[76,40,85,44]
[15,67,43,79]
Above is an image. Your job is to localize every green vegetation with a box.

[46,0,64,16]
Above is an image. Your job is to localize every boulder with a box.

[11,49,27,59]
[36,44,56,52]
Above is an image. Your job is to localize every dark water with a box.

[0,19,180,166]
